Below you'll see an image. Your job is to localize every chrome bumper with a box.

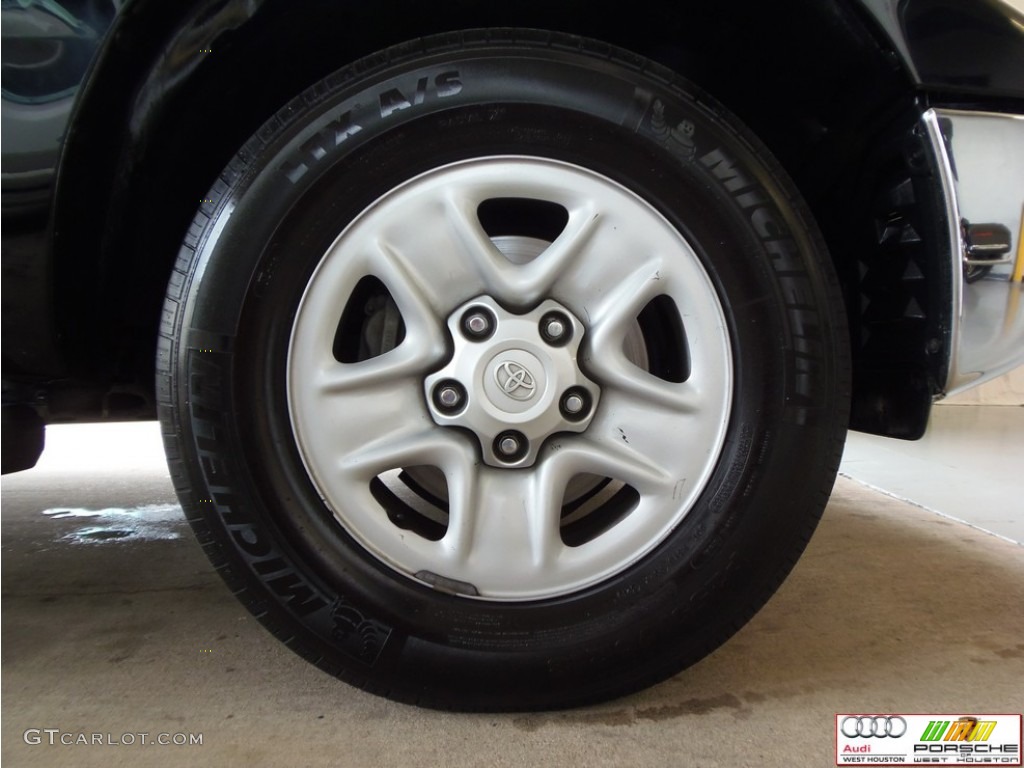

[922,108,1024,396]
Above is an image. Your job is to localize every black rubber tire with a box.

[157,29,849,711]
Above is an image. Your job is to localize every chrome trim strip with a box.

[920,110,966,392]
[922,108,1024,396]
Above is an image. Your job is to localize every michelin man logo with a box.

[650,99,697,161]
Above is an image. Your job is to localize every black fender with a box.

[46,0,995,438]
[50,0,911,372]
[859,0,1024,97]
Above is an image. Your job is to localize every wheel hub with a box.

[425,296,600,467]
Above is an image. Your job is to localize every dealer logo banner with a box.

[835,713,1021,765]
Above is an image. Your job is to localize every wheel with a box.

[157,30,849,710]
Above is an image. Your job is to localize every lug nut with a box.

[461,308,495,340]
[559,388,591,421]
[493,431,528,462]
[432,380,466,413]
[540,311,572,346]
[438,386,461,408]
[563,394,585,414]
[499,436,520,455]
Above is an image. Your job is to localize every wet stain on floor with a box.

[42,505,185,545]
[513,693,748,731]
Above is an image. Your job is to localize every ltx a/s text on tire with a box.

[157,30,849,710]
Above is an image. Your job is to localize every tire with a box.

[157,29,849,710]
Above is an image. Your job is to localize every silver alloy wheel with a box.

[288,156,733,600]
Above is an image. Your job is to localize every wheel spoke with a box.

[443,191,518,298]
[313,344,435,395]
[571,256,665,395]
[587,381,728,491]
[549,427,676,497]
[369,185,508,313]
[584,349,703,413]
[490,205,602,307]
[444,463,565,580]
[548,209,665,317]
[584,257,665,333]
[341,420,462,480]
[369,241,449,361]
[297,370,460,481]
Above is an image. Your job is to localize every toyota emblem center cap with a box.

[483,349,548,414]
[495,360,537,401]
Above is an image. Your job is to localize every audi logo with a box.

[841,716,908,738]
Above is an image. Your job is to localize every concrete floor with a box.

[2,423,1023,767]
[842,404,1024,543]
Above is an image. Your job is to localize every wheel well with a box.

[51,0,942,436]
